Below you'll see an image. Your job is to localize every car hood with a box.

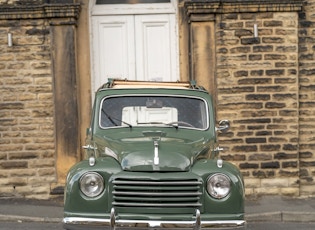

[98,130,213,172]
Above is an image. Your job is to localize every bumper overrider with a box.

[63,208,246,230]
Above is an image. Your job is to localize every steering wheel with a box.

[167,121,194,128]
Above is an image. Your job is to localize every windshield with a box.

[99,95,208,130]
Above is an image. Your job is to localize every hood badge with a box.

[153,139,160,166]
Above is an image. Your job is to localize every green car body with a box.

[63,80,245,229]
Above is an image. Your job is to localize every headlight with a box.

[207,173,231,199]
[80,172,104,198]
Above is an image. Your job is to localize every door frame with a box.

[89,0,179,95]
[90,0,177,15]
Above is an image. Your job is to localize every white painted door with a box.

[91,15,136,91]
[135,15,177,82]
[91,12,179,93]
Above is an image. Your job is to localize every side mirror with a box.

[216,120,230,133]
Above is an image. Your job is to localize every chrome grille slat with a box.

[111,178,203,210]
[112,202,202,207]
[113,185,200,191]
[113,195,200,202]
[113,191,202,196]
[113,181,202,185]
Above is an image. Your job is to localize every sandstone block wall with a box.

[0,0,80,199]
[0,18,55,199]
[298,0,315,196]
[215,3,315,197]
[216,11,300,196]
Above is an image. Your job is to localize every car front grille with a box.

[111,178,202,213]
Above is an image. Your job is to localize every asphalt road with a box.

[1,221,315,230]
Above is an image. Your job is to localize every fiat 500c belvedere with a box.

[63,79,245,230]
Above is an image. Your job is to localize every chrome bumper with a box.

[63,208,246,230]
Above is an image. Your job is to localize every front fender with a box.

[64,157,121,216]
[192,159,245,216]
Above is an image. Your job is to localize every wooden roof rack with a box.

[100,78,205,90]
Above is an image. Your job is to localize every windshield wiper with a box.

[101,108,133,128]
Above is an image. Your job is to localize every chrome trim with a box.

[111,202,202,207]
[88,156,95,166]
[63,208,246,230]
[110,208,115,230]
[217,159,223,168]
[113,180,202,185]
[112,190,202,196]
[195,209,201,230]
[154,140,159,165]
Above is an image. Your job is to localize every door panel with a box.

[135,15,176,82]
[91,14,178,93]
[92,16,135,91]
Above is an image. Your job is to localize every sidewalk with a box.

[245,196,315,222]
[0,196,314,223]
[0,198,63,223]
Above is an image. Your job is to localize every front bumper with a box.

[63,208,246,230]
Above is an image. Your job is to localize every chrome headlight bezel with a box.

[206,173,231,199]
[79,172,104,198]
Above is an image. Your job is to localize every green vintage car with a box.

[63,79,245,230]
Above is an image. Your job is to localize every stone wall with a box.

[298,0,315,196]
[0,0,80,199]
[0,18,55,199]
[210,0,315,197]
[183,0,311,197]
[215,11,300,196]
